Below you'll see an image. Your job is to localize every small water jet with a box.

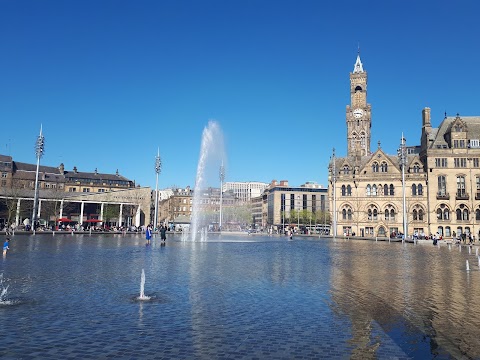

[137,269,150,301]
[0,273,12,305]
[466,260,470,272]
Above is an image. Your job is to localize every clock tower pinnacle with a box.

[346,52,371,157]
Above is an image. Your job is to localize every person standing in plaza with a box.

[3,237,10,256]
[145,225,152,246]
[160,225,167,242]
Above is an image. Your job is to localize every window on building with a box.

[69,188,77,192]
[474,158,480,167]
[412,163,420,173]
[438,176,447,196]
[389,184,394,196]
[1,172,6,178]
[346,185,352,196]
[418,184,423,196]
[343,166,350,175]
[372,184,377,196]
[381,162,388,172]
[476,208,480,220]
[456,204,469,220]
[457,176,466,197]
[412,184,417,196]
[384,184,388,195]
[372,162,379,173]
[454,158,467,167]
[437,204,450,220]
[341,185,346,196]
[435,158,448,167]
[366,184,371,196]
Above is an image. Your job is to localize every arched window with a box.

[341,185,346,196]
[342,209,347,220]
[355,85,362,92]
[445,226,451,237]
[418,209,424,220]
[413,209,418,220]
[418,184,423,196]
[381,162,388,172]
[456,204,469,220]
[368,209,372,220]
[384,184,388,195]
[413,163,420,173]
[372,162,379,173]
[347,208,352,220]
[372,184,377,196]
[385,209,390,220]
[343,165,350,175]
[437,204,450,220]
[412,184,417,196]
[347,185,352,196]
[367,205,378,221]
[390,184,395,196]
[476,208,480,220]
[366,184,371,196]
[373,208,378,220]
[378,226,386,236]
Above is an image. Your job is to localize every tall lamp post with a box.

[219,161,225,231]
[32,125,45,230]
[398,134,407,240]
[154,148,162,231]
[331,148,337,237]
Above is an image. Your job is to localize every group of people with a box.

[145,225,167,246]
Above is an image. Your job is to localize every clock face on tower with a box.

[353,108,364,119]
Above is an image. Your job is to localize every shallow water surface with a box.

[1,234,479,359]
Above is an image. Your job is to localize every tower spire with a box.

[353,52,364,73]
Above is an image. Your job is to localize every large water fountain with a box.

[189,120,226,242]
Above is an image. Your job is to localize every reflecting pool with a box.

[1,234,480,359]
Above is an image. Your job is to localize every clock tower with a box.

[346,52,371,157]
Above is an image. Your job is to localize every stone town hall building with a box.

[329,53,480,240]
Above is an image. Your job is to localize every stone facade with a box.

[329,54,480,240]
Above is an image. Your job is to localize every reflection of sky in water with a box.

[0,234,479,359]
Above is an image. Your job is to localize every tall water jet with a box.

[0,273,11,305]
[190,121,226,242]
[466,260,470,272]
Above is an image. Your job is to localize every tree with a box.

[103,203,120,226]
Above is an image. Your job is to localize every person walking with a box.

[160,225,167,242]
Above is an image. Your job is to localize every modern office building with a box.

[263,180,328,231]
[222,181,269,203]
[329,53,480,239]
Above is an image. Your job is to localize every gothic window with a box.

[457,176,466,197]
[366,184,371,196]
[456,204,469,220]
[384,184,388,195]
[412,184,417,196]
[360,133,366,149]
[372,184,377,196]
[413,205,425,221]
[438,176,447,196]
[384,205,395,221]
[389,184,394,196]
[343,165,350,175]
[412,163,420,173]
[418,184,423,196]
[341,185,346,196]
[342,209,347,220]
[437,204,450,220]
[347,208,352,220]
[367,205,378,221]
[380,162,388,172]
[418,209,424,220]
[346,185,352,196]
[476,208,480,221]
[454,124,463,132]
[413,209,418,220]
[342,206,353,220]
[372,162,379,173]
[355,86,362,92]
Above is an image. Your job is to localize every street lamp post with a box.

[297,195,300,230]
[154,149,162,231]
[331,148,337,237]
[219,161,225,231]
[398,134,408,240]
[32,125,45,231]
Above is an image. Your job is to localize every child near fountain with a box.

[145,226,152,246]
[3,237,10,256]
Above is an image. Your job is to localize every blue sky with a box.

[1,1,479,190]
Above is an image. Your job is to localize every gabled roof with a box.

[64,171,131,182]
[430,115,480,148]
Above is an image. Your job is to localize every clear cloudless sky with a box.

[1,1,479,190]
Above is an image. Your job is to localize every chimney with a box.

[422,107,431,127]
[58,163,64,174]
[116,169,119,176]
[73,166,78,173]
[94,168,98,175]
